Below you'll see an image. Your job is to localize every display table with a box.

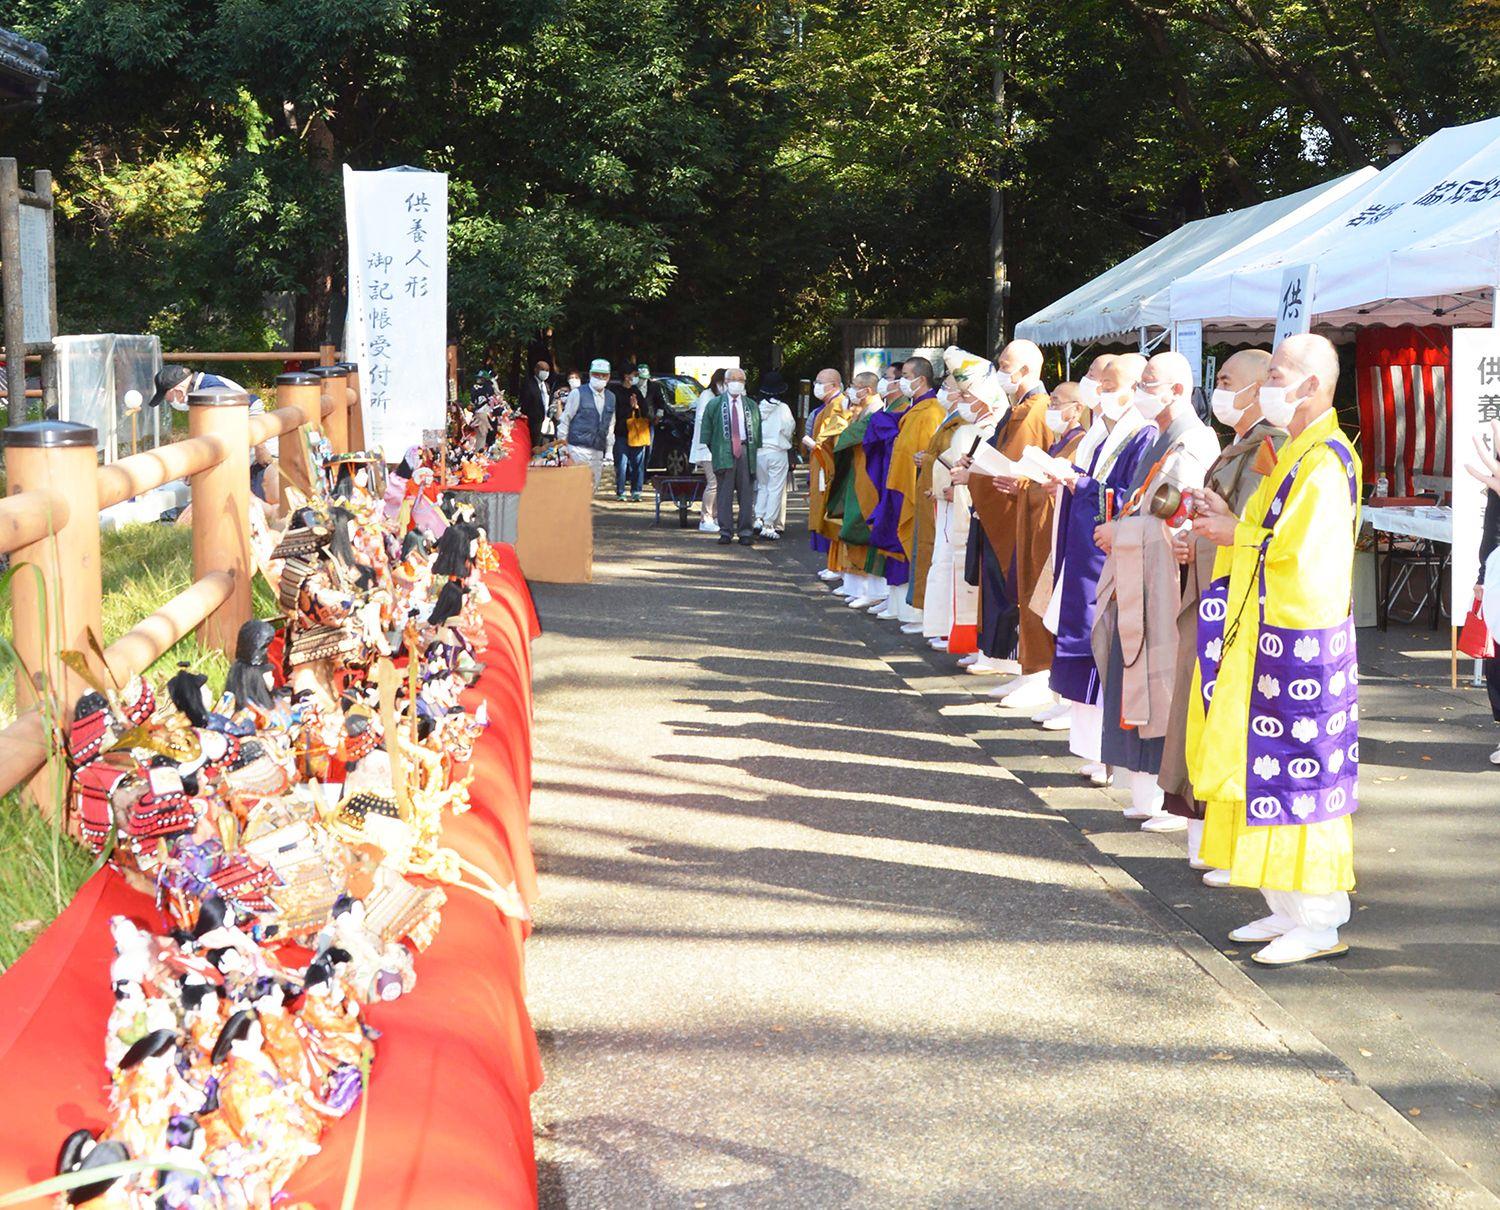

[516,463,593,583]
[0,554,543,1209]
[1366,502,1451,630]
[447,421,531,545]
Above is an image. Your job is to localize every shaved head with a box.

[816,367,843,390]
[998,339,1044,380]
[1216,348,1272,433]
[904,356,935,388]
[1268,333,1339,434]
[1053,381,1081,407]
[1101,352,1145,394]
[1144,351,1193,392]
[1084,354,1116,382]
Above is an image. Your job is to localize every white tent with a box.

[1014,169,1376,347]
[1171,115,1500,334]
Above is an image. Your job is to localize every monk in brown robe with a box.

[1157,348,1286,876]
[1009,381,1089,724]
[968,339,1052,682]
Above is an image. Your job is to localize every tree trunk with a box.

[986,25,1006,357]
[294,110,342,350]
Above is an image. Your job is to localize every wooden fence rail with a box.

[0,364,365,808]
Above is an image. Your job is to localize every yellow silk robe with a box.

[807,395,851,549]
[908,409,964,607]
[889,395,947,560]
[1188,409,1361,894]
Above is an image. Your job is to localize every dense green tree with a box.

[1,0,1493,384]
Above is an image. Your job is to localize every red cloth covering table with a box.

[0,549,543,1209]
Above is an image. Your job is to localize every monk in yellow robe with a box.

[1187,333,1360,967]
[885,356,946,628]
[907,378,965,623]
[803,367,851,582]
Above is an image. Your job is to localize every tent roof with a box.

[1014,169,1376,347]
[1171,115,1500,334]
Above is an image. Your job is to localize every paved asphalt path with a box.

[525,497,1495,1209]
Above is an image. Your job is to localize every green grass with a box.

[0,522,279,969]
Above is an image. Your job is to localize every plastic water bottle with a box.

[1375,472,1389,500]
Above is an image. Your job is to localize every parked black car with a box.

[645,373,704,476]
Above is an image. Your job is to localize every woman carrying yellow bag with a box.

[613,365,654,502]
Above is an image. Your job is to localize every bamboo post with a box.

[311,365,349,455]
[337,361,365,452]
[4,420,102,813]
[276,371,322,502]
[187,389,252,651]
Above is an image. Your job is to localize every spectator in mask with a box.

[613,364,652,502]
[700,368,762,545]
[517,357,552,449]
[559,358,616,491]
[690,367,730,532]
[755,371,796,539]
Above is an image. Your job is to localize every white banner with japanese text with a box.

[343,165,447,461]
[1450,328,1500,612]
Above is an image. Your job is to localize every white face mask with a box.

[590,375,608,391]
[1044,409,1068,436]
[1211,386,1248,428]
[1099,390,1131,422]
[1258,381,1300,427]
[537,369,550,381]
[638,370,650,382]
[937,387,951,408]
[994,368,1014,393]
[1132,385,1167,420]
[568,377,581,389]
[1078,377,1101,406]
[813,382,829,401]
[956,399,978,423]
[726,380,746,397]
[898,375,915,396]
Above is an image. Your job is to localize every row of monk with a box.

[803,335,1362,966]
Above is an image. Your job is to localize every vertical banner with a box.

[1273,263,1316,348]
[344,165,448,461]
[1450,328,1500,613]
[1172,320,1203,387]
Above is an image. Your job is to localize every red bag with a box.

[1457,599,1495,660]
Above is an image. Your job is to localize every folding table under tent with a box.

[1014,168,1376,358]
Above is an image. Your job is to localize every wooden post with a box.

[0,159,25,422]
[4,420,102,813]
[311,365,349,455]
[276,371,322,502]
[319,343,337,367]
[339,362,366,452]
[447,343,459,407]
[187,389,252,652]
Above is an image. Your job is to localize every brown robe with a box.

[1159,421,1288,814]
[969,391,1052,570]
[807,396,851,568]
[1014,428,1084,673]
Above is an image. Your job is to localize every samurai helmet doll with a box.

[225,619,278,714]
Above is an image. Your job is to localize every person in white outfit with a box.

[559,358,616,492]
[690,367,729,532]
[754,372,795,539]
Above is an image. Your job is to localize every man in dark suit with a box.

[517,357,553,449]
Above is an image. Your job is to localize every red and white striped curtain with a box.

[1355,325,1451,497]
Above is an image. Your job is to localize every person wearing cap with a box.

[754,371,795,539]
[151,364,273,498]
[637,363,668,417]
[150,365,265,415]
[699,368,762,545]
[559,358,617,491]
